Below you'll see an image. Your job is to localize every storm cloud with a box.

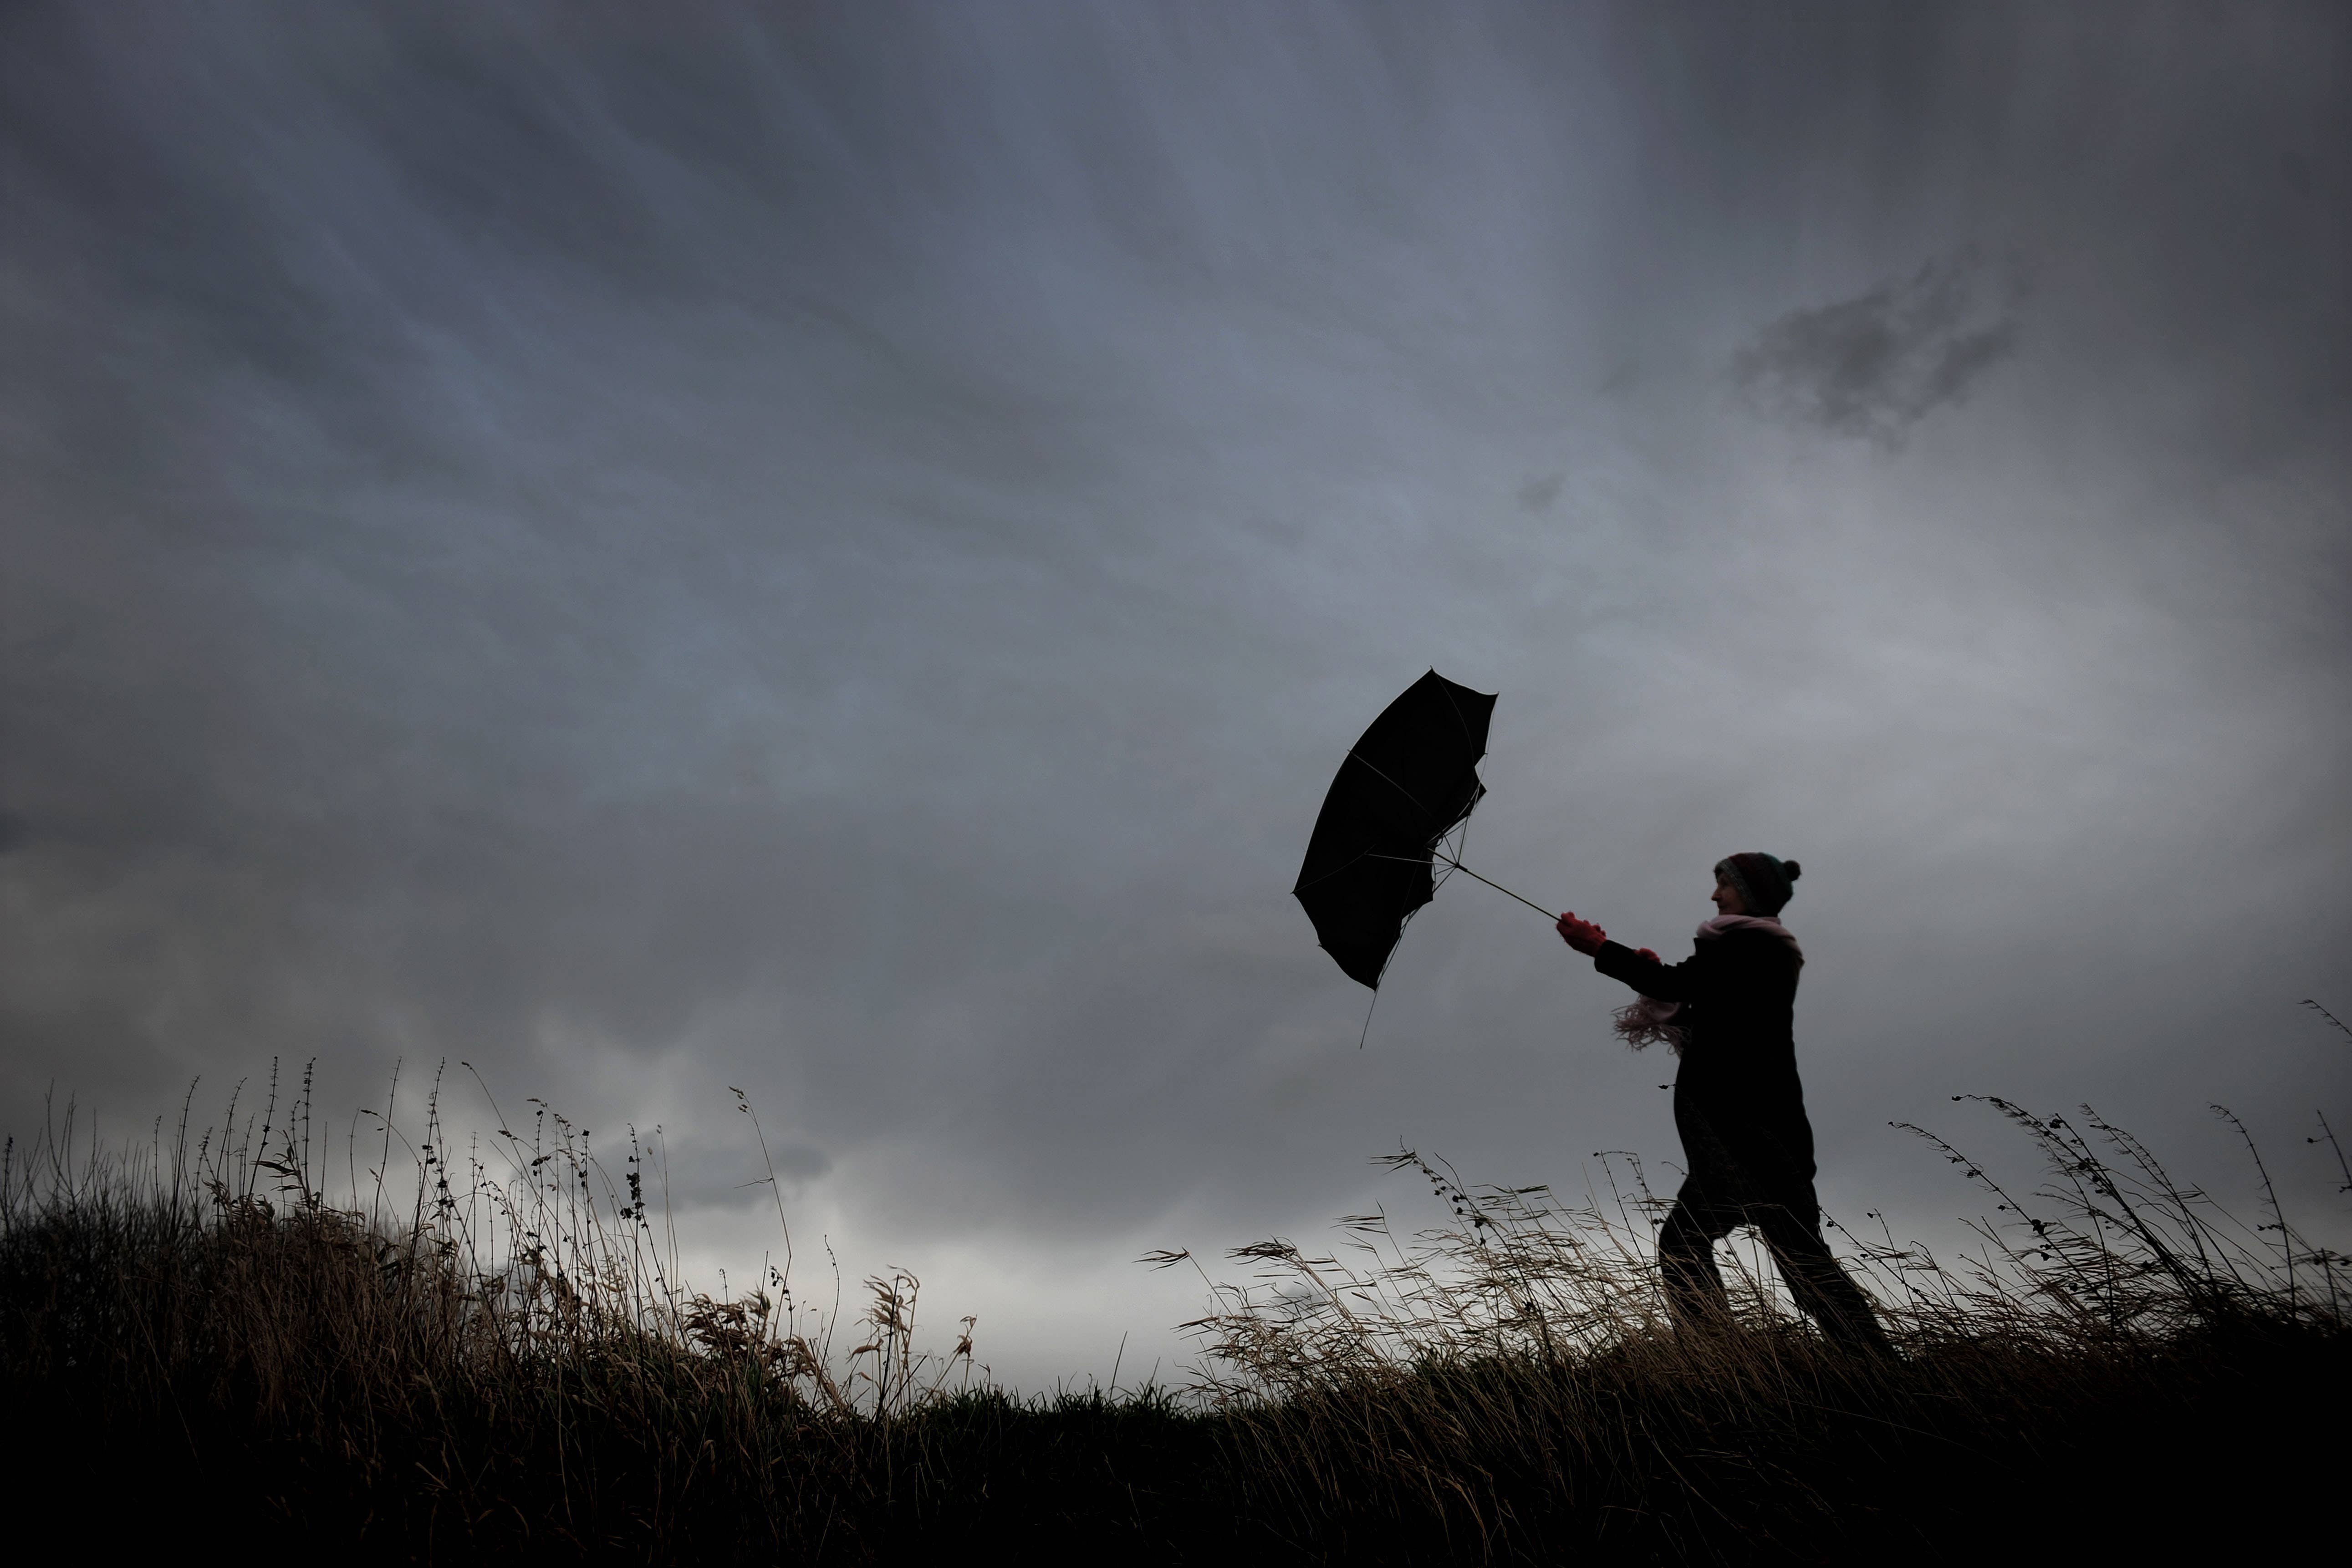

[1733,250,2025,445]
[4,2,2348,1386]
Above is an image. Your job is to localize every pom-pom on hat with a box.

[1715,852,1801,917]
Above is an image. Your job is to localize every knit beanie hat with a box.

[1715,852,1801,917]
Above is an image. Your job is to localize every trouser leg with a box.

[1752,1204,1892,1353]
[1656,1199,1732,1328]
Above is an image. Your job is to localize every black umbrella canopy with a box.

[1293,671,1498,988]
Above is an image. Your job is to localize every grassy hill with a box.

[4,1070,2343,1562]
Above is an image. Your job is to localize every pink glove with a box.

[1555,912,1607,956]
[1636,947,1659,964]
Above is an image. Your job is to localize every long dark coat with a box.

[1594,930,1820,1218]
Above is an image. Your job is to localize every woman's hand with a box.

[1556,912,1607,955]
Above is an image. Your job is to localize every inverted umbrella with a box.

[1292,670,1555,989]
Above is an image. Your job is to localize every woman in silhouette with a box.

[1556,853,1888,1351]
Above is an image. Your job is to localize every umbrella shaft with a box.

[1435,856,1557,921]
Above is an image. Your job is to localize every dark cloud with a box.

[1732,251,2025,447]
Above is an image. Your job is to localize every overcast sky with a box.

[5,1,2348,1387]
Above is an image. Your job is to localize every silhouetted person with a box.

[1556,854,1889,1352]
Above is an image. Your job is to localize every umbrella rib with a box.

[1344,750,1429,815]
[1292,844,1386,894]
[1296,841,1447,895]
[1435,680,1482,748]
[1291,748,1474,895]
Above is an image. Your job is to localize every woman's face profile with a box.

[1710,879,1746,917]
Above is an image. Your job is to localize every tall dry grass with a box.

[1153,1086,2351,1560]
[0,1063,1187,1557]
[2,1046,2347,1563]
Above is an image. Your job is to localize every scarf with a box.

[1611,914,1803,1053]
